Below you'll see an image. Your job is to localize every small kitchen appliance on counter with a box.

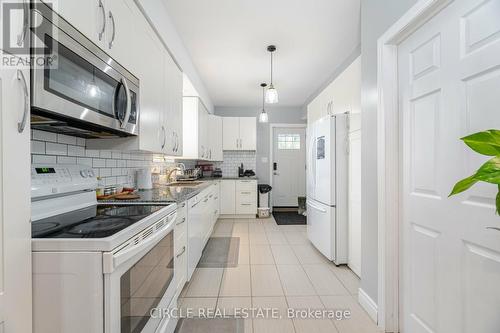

[212,168,223,178]
[136,168,153,190]
[31,164,178,333]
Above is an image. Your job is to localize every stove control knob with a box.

[80,170,88,178]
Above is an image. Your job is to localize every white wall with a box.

[360,0,418,303]
[136,0,214,112]
[215,106,306,184]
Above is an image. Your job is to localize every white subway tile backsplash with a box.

[100,150,112,158]
[112,168,122,177]
[33,155,57,164]
[31,140,45,154]
[57,156,77,164]
[112,151,121,159]
[92,158,106,168]
[99,168,112,177]
[85,149,100,158]
[77,157,93,167]
[33,130,57,142]
[216,151,257,177]
[57,134,77,145]
[105,159,117,167]
[46,142,67,156]
[67,145,85,157]
[76,137,86,147]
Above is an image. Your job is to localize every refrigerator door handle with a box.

[307,201,327,213]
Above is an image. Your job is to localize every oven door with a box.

[103,212,177,333]
[31,3,139,137]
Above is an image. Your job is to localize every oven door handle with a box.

[103,214,176,273]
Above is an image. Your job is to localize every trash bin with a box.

[257,184,272,218]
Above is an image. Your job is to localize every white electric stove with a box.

[31,164,178,333]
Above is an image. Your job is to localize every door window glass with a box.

[278,134,301,150]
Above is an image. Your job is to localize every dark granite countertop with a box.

[202,176,258,180]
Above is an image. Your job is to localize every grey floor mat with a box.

[175,318,245,333]
[197,237,240,268]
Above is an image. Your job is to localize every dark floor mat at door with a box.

[197,237,240,268]
[175,318,245,333]
[273,211,307,225]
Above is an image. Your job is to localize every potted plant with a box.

[449,129,500,216]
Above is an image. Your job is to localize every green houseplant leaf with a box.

[450,130,500,215]
[461,130,500,156]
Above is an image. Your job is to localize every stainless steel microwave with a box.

[31,2,139,138]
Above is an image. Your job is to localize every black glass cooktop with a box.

[32,205,167,239]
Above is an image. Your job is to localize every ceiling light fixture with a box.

[259,83,269,123]
[265,45,279,104]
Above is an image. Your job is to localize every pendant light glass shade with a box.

[259,82,269,123]
[265,84,279,104]
[266,45,278,104]
[259,110,269,123]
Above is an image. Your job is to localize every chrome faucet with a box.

[166,163,186,183]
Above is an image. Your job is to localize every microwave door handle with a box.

[120,77,131,128]
[103,214,176,273]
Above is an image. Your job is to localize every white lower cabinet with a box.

[185,182,220,281]
[220,180,257,217]
[174,201,188,295]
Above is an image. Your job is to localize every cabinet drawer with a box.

[236,202,257,215]
[177,201,187,218]
[236,180,257,191]
[175,215,187,240]
[175,244,187,289]
[238,192,256,204]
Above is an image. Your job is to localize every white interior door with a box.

[348,121,361,277]
[398,0,500,331]
[272,127,306,207]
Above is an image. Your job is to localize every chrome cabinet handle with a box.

[176,217,186,226]
[108,11,116,48]
[176,246,186,258]
[17,70,29,133]
[161,126,166,149]
[203,198,209,203]
[181,202,186,208]
[119,77,131,128]
[98,0,106,41]
[175,132,180,152]
[191,201,199,208]
[17,0,28,47]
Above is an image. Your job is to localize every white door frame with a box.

[269,123,307,210]
[377,0,453,331]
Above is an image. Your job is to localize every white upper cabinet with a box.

[182,97,210,160]
[208,115,223,161]
[222,117,240,150]
[162,50,183,156]
[239,117,257,150]
[222,117,256,151]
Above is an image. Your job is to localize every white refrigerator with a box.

[307,114,348,264]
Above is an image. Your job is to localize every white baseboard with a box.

[358,288,378,324]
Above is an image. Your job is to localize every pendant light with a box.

[265,45,279,104]
[259,83,269,123]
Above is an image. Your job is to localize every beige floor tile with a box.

[251,265,284,296]
[216,297,252,315]
[235,232,249,245]
[265,231,288,245]
[185,268,224,297]
[178,297,217,317]
[284,231,309,245]
[293,318,339,333]
[252,297,295,333]
[320,295,381,333]
[276,265,316,296]
[264,222,281,232]
[249,232,269,245]
[232,222,249,235]
[212,221,234,236]
[249,223,266,234]
[302,264,351,296]
[250,245,275,265]
[292,244,330,264]
[219,265,251,297]
[271,245,300,265]
[238,243,250,265]
[329,265,361,295]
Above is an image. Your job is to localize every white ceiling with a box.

[163,0,360,107]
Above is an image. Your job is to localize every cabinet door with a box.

[197,101,209,159]
[162,50,176,156]
[169,58,183,156]
[239,117,256,150]
[105,0,138,72]
[222,117,240,150]
[0,66,32,332]
[220,180,236,214]
[135,19,164,153]
[54,0,105,49]
[213,116,223,161]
